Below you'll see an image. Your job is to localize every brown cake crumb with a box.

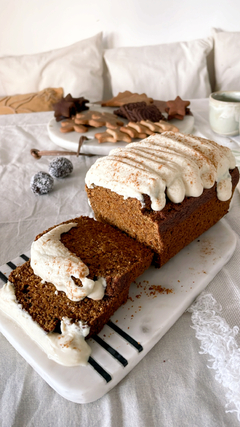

[9,216,153,337]
[86,168,239,268]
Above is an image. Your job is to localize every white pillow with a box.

[213,28,240,92]
[104,38,213,100]
[0,33,103,102]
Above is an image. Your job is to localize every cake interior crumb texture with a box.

[9,216,153,336]
[86,168,239,268]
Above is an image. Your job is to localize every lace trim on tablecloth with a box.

[188,292,240,421]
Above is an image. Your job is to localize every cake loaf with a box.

[85,132,239,267]
[0,216,153,365]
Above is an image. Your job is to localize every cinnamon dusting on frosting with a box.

[85,132,236,211]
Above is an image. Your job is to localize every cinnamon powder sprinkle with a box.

[149,285,173,295]
[129,280,173,301]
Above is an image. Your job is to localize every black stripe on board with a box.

[7,261,17,270]
[20,254,29,262]
[107,320,143,353]
[92,335,128,367]
[0,271,8,284]
[88,356,112,383]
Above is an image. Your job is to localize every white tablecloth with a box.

[0,99,240,427]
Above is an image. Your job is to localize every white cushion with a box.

[0,33,103,102]
[213,28,240,92]
[104,38,213,100]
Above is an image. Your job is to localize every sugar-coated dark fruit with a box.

[49,157,73,178]
[30,171,54,195]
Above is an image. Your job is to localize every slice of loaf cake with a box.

[0,216,153,365]
[85,132,239,267]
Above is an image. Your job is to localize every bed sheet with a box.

[0,101,240,427]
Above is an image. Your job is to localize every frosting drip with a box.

[85,132,236,211]
[0,282,91,366]
[31,223,106,302]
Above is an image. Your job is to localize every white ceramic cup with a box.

[209,91,240,136]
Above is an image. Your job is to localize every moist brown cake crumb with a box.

[86,168,239,268]
[9,216,153,336]
[36,216,153,296]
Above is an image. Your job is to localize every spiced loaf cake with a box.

[85,132,239,267]
[0,216,153,365]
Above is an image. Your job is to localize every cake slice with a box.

[0,216,153,366]
[85,132,239,267]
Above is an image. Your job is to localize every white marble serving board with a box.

[0,219,236,404]
[47,104,195,156]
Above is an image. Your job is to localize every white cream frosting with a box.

[0,282,91,366]
[30,223,106,302]
[85,132,236,211]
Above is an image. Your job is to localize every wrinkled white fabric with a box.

[188,293,240,420]
[104,38,213,100]
[0,101,240,427]
[0,33,104,100]
[212,28,240,92]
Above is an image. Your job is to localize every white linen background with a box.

[1,1,240,55]
[1,0,240,103]
[0,99,240,427]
